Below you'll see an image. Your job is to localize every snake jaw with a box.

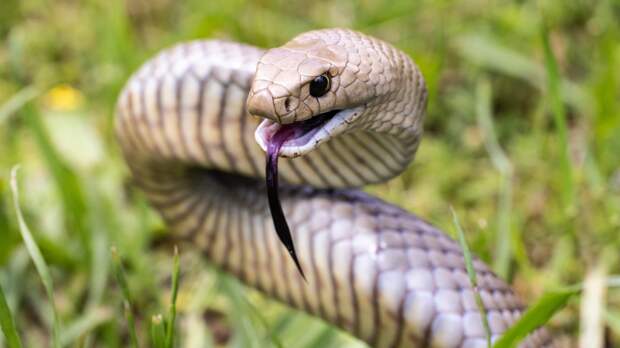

[254,106,365,158]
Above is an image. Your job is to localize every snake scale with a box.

[115,29,554,347]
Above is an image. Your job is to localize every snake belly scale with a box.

[116,29,554,347]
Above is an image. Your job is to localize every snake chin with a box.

[254,106,365,158]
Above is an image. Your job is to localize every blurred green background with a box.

[0,0,619,347]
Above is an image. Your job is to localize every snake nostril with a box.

[284,98,291,112]
[284,96,298,113]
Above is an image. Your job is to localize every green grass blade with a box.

[494,273,619,347]
[84,184,111,310]
[165,246,180,348]
[0,86,40,125]
[475,79,514,279]
[493,287,578,348]
[219,274,282,348]
[0,283,22,348]
[451,207,492,348]
[303,326,339,348]
[455,34,592,114]
[151,314,166,348]
[22,104,90,260]
[110,247,139,348]
[59,307,112,346]
[10,166,61,348]
[475,80,512,173]
[110,247,132,309]
[123,302,139,348]
[540,20,574,214]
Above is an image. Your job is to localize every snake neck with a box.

[358,37,428,145]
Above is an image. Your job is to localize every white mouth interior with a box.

[254,107,364,158]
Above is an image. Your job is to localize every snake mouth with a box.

[254,106,364,158]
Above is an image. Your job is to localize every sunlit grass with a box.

[10,167,61,348]
[494,287,579,348]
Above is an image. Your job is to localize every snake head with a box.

[248,29,393,158]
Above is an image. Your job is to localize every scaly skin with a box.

[116,29,554,347]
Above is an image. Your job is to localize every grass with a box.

[9,167,60,348]
[0,0,619,347]
[0,284,21,348]
[475,79,515,280]
[452,207,492,348]
[540,19,574,214]
[165,246,180,348]
[151,314,166,348]
[110,246,139,347]
[494,287,580,348]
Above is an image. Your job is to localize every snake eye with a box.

[309,74,330,98]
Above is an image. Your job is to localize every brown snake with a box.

[115,28,554,347]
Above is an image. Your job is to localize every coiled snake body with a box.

[116,29,553,347]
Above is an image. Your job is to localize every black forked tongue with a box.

[265,111,339,280]
[266,124,307,280]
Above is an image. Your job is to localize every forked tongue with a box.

[266,125,307,279]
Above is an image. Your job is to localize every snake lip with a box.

[255,106,365,158]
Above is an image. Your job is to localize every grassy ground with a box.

[0,0,619,347]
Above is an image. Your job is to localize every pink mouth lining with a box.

[264,109,340,278]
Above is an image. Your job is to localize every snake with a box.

[115,28,554,347]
